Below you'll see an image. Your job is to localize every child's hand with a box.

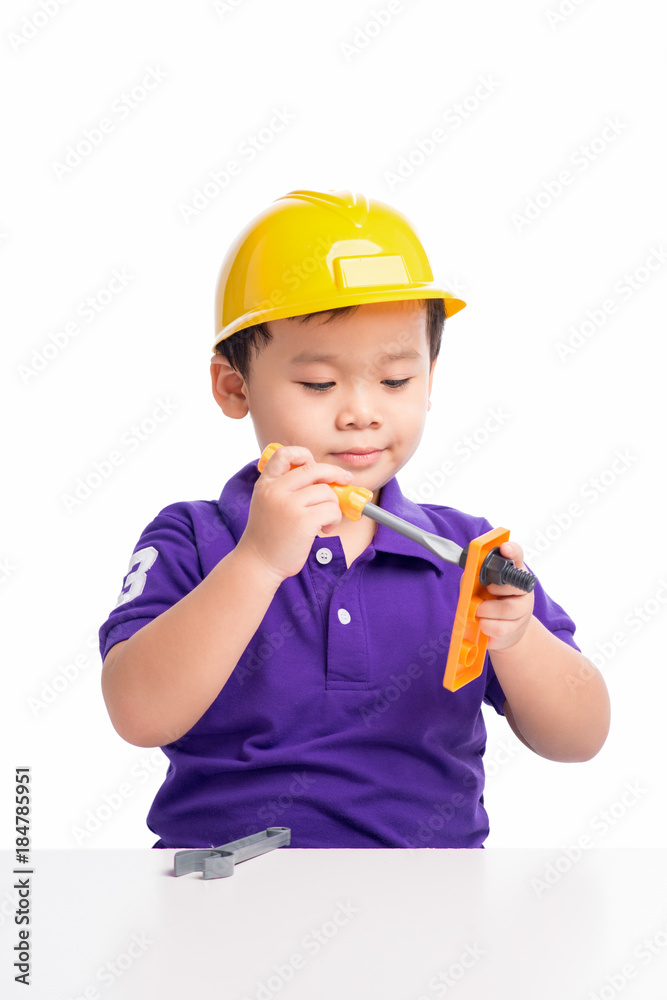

[475,542,535,652]
[237,445,353,583]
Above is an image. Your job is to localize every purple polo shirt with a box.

[99,457,579,849]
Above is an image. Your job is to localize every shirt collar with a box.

[370,474,447,573]
[218,457,447,574]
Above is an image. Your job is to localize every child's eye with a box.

[299,379,411,393]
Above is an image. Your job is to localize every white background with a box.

[2,0,665,856]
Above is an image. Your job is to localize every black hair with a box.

[214,298,445,384]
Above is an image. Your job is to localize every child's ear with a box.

[210,356,249,418]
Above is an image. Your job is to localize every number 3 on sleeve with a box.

[115,546,158,607]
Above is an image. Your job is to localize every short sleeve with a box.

[98,504,204,662]
[529,563,580,653]
[483,660,507,715]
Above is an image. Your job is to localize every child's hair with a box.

[215,298,445,384]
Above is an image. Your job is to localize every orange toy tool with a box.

[257,442,374,520]
[441,527,510,692]
[257,443,535,691]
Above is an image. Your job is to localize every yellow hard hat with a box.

[213,189,465,349]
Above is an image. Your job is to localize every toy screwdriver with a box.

[257,443,536,692]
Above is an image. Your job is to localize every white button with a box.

[316,547,332,564]
[337,608,351,625]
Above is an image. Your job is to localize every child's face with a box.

[215,299,437,493]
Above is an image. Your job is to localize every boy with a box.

[99,189,610,850]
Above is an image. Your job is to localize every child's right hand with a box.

[236,445,354,583]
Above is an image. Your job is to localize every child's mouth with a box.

[331,450,384,467]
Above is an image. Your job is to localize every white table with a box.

[3,848,667,999]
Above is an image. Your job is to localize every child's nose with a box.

[335,387,383,428]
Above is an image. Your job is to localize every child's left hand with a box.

[475,541,535,652]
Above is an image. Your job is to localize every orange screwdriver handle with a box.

[257,442,373,522]
[442,526,510,692]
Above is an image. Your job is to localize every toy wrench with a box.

[173,827,291,880]
[257,443,536,692]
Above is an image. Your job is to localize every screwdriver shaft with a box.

[362,501,464,565]
[362,502,535,592]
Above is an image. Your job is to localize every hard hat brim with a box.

[213,288,465,349]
